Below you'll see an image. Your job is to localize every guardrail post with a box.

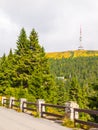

[22,101,27,112]
[9,97,15,108]
[20,98,27,111]
[37,99,45,117]
[1,96,6,105]
[65,101,79,121]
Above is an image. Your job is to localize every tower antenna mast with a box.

[78,25,84,50]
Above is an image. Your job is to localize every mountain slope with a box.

[46,50,98,58]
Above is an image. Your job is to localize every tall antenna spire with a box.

[78,25,84,50]
[80,25,82,43]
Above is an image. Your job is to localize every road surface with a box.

[0,107,72,130]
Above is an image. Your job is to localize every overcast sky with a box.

[0,0,98,56]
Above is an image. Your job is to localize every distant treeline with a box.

[49,56,98,82]
[49,57,98,122]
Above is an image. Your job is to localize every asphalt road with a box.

[0,107,72,130]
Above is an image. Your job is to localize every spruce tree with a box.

[0,52,14,95]
[8,28,57,102]
[28,29,57,102]
[16,28,29,55]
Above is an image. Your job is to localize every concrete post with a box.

[65,101,79,121]
[20,98,27,111]
[37,99,45,117]
[9,97,15,108]
[1,96,6,105]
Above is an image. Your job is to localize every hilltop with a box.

[46,50,98,58]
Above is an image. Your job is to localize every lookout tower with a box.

[78,26,84,50]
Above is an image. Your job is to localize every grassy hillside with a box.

[46,50,98,58]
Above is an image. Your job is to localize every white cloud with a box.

[0,0,98,56]
[0,9,19,56]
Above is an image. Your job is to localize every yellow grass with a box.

[46,50,98,59]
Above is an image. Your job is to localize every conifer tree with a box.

[27,29,57,102]
[7,28,57,102]
[16,28,29,55]
[0,53,13,95]
[13,28,30,91]
[29,29,41,51]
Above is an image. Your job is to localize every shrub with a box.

[62,117,74,128]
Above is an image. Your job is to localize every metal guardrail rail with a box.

[74,108,98,128]
[22,101,37,112]
[41,103,69,118]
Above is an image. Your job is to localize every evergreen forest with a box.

[49,57,98,122]
[49,56,98,107]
